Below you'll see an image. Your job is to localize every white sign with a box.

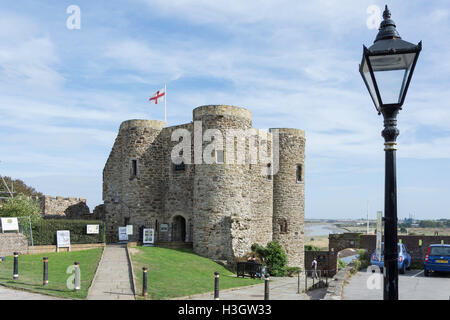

[126,225,133,235]
[118,227,128,241]
[143,228,154,244]
[57,230,71,248]
[1,217,19,232]
[86,224,99,234]
[160,224,168,232]
[376,211,383,261]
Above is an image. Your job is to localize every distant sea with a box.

[304,223,347,237]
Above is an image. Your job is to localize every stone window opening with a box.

[216,150,224,164]
[174,158,186,172]
[267,163,272,181]
[131,159,138,177]
[296,164,302,183]
[279,219,288,234]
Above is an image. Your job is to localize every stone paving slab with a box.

[0,285,62,300]
[87,244,135,300]
[187,276,326,300]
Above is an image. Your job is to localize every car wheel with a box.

[424,269,429,277]
[400,263,405,274]
[406,260,411,270]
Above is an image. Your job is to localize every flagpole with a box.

[164,83,167,123]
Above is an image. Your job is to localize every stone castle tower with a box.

[103,105,305,267]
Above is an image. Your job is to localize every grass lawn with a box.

[129,246,262,300]
[0,247,103,299]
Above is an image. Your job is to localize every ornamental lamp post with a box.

[359,5,421,300]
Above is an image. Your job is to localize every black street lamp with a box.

[359,5,421,300]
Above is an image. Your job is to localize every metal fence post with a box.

[297,270,300,294]
[43,257,48,285]
[74,261,80,291]
[143,267,148,297]
[13,252,18,280]
[214,272,220,300]
[305,270,307,291]
[264,274,270,300]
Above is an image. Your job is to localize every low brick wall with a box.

[0,233,28,256]
[27,243,105,254]
[304,250,338,277]
[322,262,355,300]
[360,235,450,265]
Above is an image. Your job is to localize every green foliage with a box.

[30,219,105,245]
[251,241,288,277]
[0,177,42,198]
[419,219,450,228]
[338,259,347,270]
[286,266,302,277]
[304,245,321,251]
[0,193,42,223]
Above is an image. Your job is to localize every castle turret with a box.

[192,105,253,262]
[270,128,306,268]
[103,119,166,242]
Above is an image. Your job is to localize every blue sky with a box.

[0,0,449,220]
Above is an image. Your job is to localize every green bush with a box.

[251,241,288,277]
[286,266,302,277]
[29,219,105,245]
[0,193,42,224]
[338,259,347,270]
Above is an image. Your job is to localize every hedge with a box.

[27,219,106,245]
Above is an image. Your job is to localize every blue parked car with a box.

[424,244,450,277]
[370,242,412,274]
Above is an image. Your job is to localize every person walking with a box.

[311,257,318,279]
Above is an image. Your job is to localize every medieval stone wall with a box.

[37,195,91,219]
[103,105,306,266]
[271,128,306,268]
[103,119,166,242]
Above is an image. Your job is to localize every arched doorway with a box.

[172,215,186,242]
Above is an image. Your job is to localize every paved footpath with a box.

[0,286,60,300]
[342,269,450,300]
[87,244,135,300]
[188,276,326,300]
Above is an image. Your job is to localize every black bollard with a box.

[143,267,148,297]
[297,270,300,294]
[264,274,270,300]
[214,272,220,300]
[74,261,80,291]
[43,257,48,286]
[13,252,19,280]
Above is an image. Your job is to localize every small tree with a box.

[251,241,288,277]
[0,193,42,223]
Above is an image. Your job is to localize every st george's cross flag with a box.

[149,88,165,104]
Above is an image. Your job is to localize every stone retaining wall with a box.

[0,233,28,256]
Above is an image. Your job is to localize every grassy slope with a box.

[0,248,103,299]
[130,246,262,300]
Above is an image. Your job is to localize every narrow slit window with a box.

[296,164,302,183]
[131,159,138,177]
[174,161,186,171]
[216,150,224,164]
[267,163,272,180]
